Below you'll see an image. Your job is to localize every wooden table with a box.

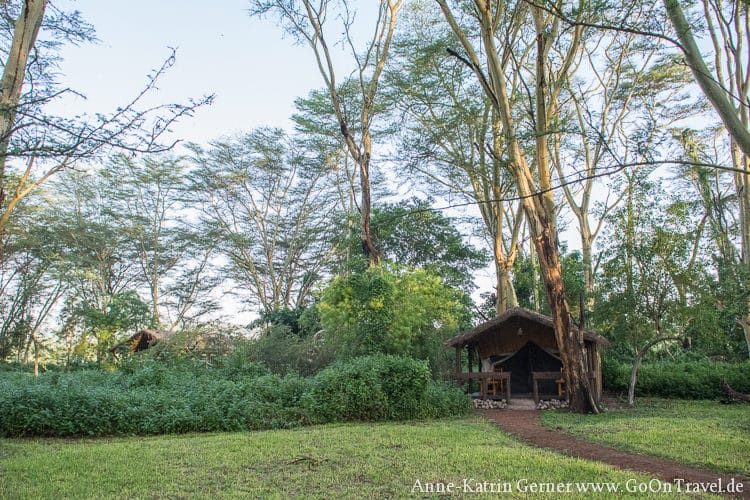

[455,371,512,402]
[531,371,564,404]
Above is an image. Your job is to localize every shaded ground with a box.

[478,407,750,498]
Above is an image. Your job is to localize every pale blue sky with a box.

[53,0,327,147]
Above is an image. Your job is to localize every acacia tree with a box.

[597,172,709,405]
[550,0,690,300]
[189,128,342,314]
[250,0,404,266]
[385,1,523,314]
[291,84,387,271]
[46,169,149,363]
[102,155,220,330]
[0,1,211,250]
[0,201,66,362]
[661,0,750,355]
[437,0,600,412]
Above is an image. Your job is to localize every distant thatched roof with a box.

[110,329,170,356]
[445,307,609,348]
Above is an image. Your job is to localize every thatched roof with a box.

[110,329,170,355]
[445,307,609,348]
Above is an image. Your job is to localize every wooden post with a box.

[455,347,462,391]
[595,348,602,402]
[468,346,475,393]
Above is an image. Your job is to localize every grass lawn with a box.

[0,417,663,499]
[542,399,750,476]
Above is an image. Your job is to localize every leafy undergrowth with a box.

[542,399,750,475]
[0,355,469,437]
[0,418,664,499]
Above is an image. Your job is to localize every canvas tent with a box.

[446,307,608,401]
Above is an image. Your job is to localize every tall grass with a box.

[0,355,469,437]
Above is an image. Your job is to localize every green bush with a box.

[0,354,468,437]
[603,359,750,399]
[305,354,468,422]
[422,381,472,418]
[237,325,335,377]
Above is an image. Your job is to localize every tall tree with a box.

[0,197,66,361]
[437,0,600,412]
[189,128,342,315]
[385,1,523,314]
[102,155,220,330]
[596,172,709,404]
[657,0,750,355]
[550,3,694,301]
[250,0,404,266]
[47,169,146,363]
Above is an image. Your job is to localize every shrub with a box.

[0,354,469,438]
[305,354,468,422]
[603,359,750,399]
[238,325,335,377]
[318,266,469,368]
[422,381,472,418]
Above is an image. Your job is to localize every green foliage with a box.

[685,258,749,359]
[513,249,586,316]
[602,359,750,399]
[251,305,322,338]
[307,355,433,422]
[238,324,335,376]
[64,290,151,363]
[139,325,242,363]
[77,291,151,334]
[318,266,469,374]
[343,199,489,293]
[0,354,469,437]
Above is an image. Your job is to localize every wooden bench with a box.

[532,370,599,403]
[531,371,565,404]
[455,371,512,402]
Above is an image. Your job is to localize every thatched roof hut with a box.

[446,307,608,402]
[110,329,169,360]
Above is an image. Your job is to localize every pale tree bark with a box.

[388,7,524,315]
[490,108,522,314]
[437,0,600,413]
[627,336,682,406]
[252,0,405,266]
[0,0,46,241]
[0,0,46,185]
[664,0,750,158]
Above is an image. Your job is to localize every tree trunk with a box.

[437,0,599,413]
[357,145,380,266]
[494,229,518,314]
[628,351,642,406]
[0,0,47,237]
[663,0,750,159]
[737,155,750,356]
[529,206,598,413]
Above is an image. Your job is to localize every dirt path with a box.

[478,409,750,498]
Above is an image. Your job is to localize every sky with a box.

[52,0,328,147]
